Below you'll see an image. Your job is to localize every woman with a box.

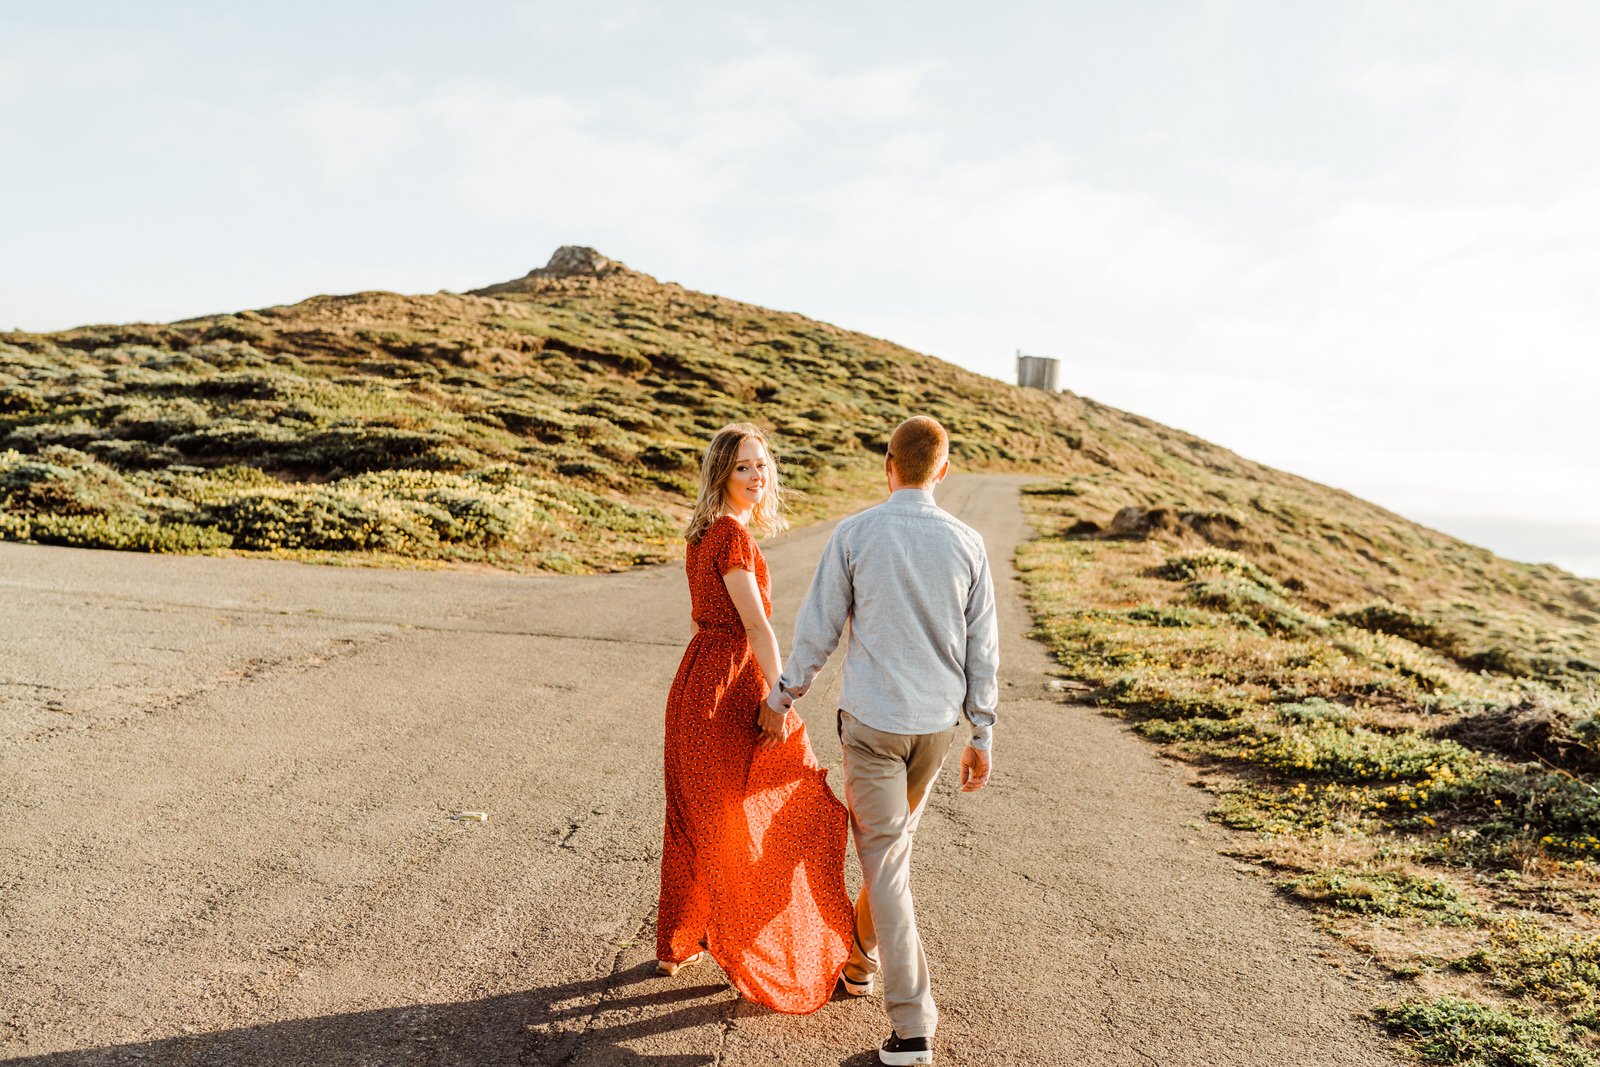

[656,422,853,1014]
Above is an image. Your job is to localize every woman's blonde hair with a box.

[684,422,788,544]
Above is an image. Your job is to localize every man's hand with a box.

[959,744,992,792]
[757,690,793,752]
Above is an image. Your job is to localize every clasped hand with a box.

[758,682,807,752]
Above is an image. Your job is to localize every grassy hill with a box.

[0,247,1078,570]
[5,246,1600,1061]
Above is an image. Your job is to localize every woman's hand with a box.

[756,696,791,752]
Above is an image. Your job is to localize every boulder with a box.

[537,246,619,276]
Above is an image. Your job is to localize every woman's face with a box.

[723,436,770,514]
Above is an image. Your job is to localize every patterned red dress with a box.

[657,515,853,1014]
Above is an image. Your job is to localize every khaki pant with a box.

[838,710,956,1040]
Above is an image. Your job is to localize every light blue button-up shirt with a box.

[778,487,999,749]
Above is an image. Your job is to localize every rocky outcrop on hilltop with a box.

[470,246,634,296]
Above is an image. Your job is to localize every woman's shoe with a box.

[840,971,875,996]
[656,951,704,977]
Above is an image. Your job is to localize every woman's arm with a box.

[723,567,790,751]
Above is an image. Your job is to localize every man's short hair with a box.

[887,416,950,486]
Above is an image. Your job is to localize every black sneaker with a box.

[879,1031,933,1065]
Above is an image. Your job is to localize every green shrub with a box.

[1377,996,1595,1066]
[1286,869,1474,923]
[1456,920,1600,1015]
[1091,674,1250,721]
[204,316,274,345]
[22,513,232,552]
[4,417,102,450]
[181,370,293,400]
[1275,699,1353,726]
[1155,548,1284,592]
[105,397,213,442]
[1479,769,1600,854]
[1186,576,1322,636]
[168,420,299,459]
[574,399,660,432]
[0,380,45,415]
[1338,602,1462,655]
[639,443,698,472]
[204,491,439,553]
[339,470,545,546]
[1246,720,1478,783]
[1022,481,1084,497]
[282,427,466,474]
[85,439,184,469]
[1136,717,1256,743]
[1462,645,1537,678]
[1125,605,1205,628]
[1439,695,1600,777]
[0,448,147,517]
[490,401,608,443]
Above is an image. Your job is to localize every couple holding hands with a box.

[656,415,999,1066]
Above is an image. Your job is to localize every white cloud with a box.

[762,141,1245,327]
[430,86,733,242]
[694,50,933,123]
[0,32,164,102]
[281,54,941,250]
[291,79,421,178]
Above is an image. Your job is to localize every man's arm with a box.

[770,527,853,710]
[962,547,1000,754]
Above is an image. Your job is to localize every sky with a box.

[3,1,1597,575]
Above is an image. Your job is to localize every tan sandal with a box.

[656,951,704,977]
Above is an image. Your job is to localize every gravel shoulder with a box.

[0,476,1400,1065]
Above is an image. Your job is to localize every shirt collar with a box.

[888,487,937,507]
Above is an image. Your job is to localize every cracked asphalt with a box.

[0,476,1400,1065]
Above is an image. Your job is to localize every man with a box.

[768,415,998,1067]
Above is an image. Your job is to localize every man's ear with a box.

[935,459,950,483]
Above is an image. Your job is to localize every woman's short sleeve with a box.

[716,520,757,575]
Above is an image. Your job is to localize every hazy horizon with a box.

[3,1,1595,575]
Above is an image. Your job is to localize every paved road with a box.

[0,476,1400,1066]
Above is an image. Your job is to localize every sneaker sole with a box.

[878,1051,933,1066]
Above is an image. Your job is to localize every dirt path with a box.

[0,475,1400,1066]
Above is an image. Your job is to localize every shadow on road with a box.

[6,963,739,1066]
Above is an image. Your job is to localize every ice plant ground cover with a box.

[1018,475,1600,1064]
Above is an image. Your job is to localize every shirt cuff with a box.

[967,723,993,751]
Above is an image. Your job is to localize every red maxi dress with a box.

[657,515,853,1013]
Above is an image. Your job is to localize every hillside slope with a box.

[0,247,1587,643]
[1,246,1592,669]
[0,247,1062,569]
[1,247,1590,639]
